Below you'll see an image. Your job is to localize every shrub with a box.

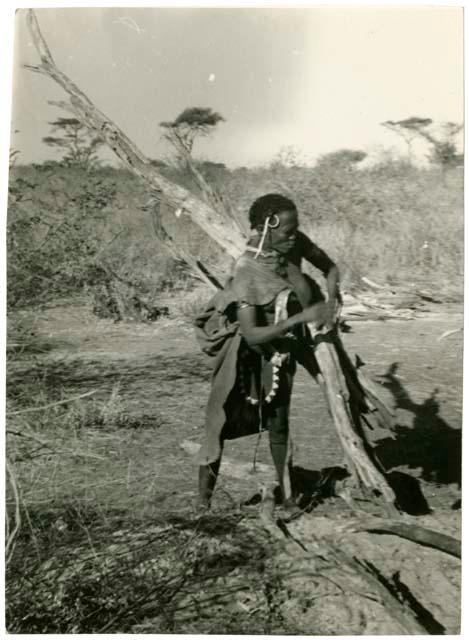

[7,165,117,308]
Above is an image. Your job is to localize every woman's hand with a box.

[324,298,338,329]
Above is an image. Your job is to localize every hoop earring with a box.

[268,214,280,229]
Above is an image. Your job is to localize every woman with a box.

[195,193,340,510]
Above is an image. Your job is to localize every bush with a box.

[225,159,463,295]
[8,156,463,311]
[7,165,117,308]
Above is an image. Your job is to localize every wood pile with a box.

[342,277,443,321]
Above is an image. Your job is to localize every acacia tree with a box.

[158,106,237,239]
[159,107,224,163]
[381,117,463,168]
[315,149,367,171]
[43,116,104,170]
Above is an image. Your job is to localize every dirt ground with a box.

[7,298,463,634]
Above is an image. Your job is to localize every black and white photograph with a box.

[3,4,463,635]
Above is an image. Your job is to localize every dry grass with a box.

[5,363,276,633]
[224,162,463,296]
[9,160,463,308]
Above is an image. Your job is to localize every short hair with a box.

[248,193,297,229]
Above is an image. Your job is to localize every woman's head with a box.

[248,193,299,254]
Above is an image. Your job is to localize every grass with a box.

[4,317,276,634]
[6,502,276,633]
[8,159,463,311]
[5,369,272,633]
[224,161,463,296]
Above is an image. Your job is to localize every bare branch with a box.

[23,63,46,74]
[7,390,98,416]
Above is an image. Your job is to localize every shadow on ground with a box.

[373,363,462,488]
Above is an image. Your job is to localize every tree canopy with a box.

[382,117,463,168]
[159,107,225,157]
[42,116,104,170]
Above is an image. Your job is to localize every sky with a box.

[9,6,464,168]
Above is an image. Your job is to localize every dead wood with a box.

[355,368,396,431]
[438,327,463,341]
[361,276,388,290]
[329,545,428,634]
[307,325,398,514]
[350,519,461,559]
[5,460,21,565]
[6,390,98,416]
[145,196,222,291]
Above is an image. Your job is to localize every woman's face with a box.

[266,209,299,254]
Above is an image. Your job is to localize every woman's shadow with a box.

[371,363,461,509]
[288,362,461,516]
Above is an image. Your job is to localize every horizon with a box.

[10,7,463,169]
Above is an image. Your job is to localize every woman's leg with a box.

[264,359,296,505]
[197,443,223,508]
[266,404,292,503]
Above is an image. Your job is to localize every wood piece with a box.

[7,390,98,416]
[355,368,396,431]
[329,545,428,635]
[25,10,246,260]
[361,276,389,290]
[258,515,428,634]
[352,520,461,559]
[307,325,398,513]
[437,327,463,341]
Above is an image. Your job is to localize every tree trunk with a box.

[308,325,399,514]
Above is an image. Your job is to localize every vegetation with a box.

[4,321,284,634]
[381,117,463,168]
[224,156,463,295]
[42,116,105,171]
[160,107,225,165]
[7,146,463,313]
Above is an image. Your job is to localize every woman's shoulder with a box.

[295,230,318,252]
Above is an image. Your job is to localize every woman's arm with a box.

[297,231,341,321]
[325,264,341,304]
[238,302,327,346]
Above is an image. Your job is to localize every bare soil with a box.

[7,299,462,634]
